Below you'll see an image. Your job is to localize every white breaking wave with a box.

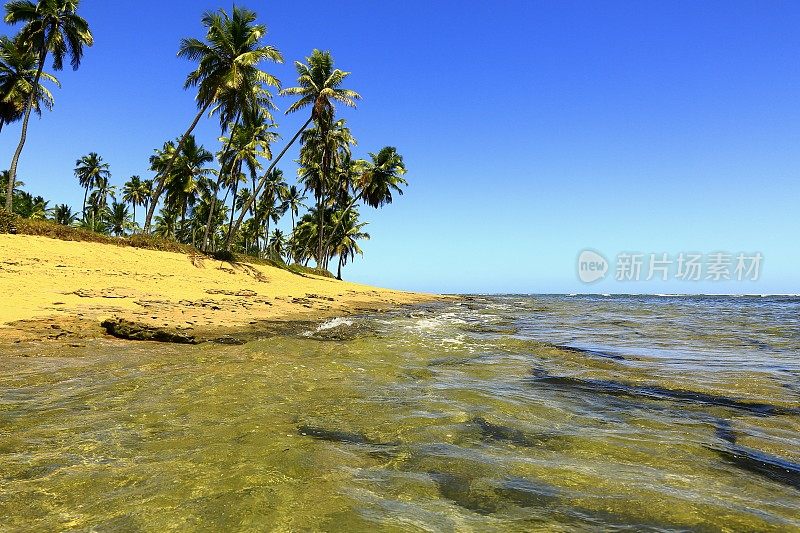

[304,317,354,336]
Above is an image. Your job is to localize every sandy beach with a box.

[0,235,437,344]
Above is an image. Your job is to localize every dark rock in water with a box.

[428,471,499,515]
[713,419,737,444]
[528,369,799,416]
[553,344,625,361]
[101,318,199,344]
[210,335,246,345]
[296,424,398,447]
[493,476,560,508]
[472,417,556,447]
[709,443,800,491]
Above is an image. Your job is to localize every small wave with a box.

[304,317,354,336]
[316,317,354,331]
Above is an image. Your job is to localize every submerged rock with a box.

[493,476,560,508]
[296,424,399,447]
[710,443,800,491]
[528,368,799,416]
[428,471,500,515]
[710,420,800,490]
[472,417,559,447]
[100,318,199,344]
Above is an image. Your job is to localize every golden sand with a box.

[0,235,436,342]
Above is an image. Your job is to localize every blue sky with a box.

[2,1,799,294]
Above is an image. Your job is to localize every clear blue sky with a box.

[2,1,798,294]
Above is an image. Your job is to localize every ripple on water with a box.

[0,295,798,530]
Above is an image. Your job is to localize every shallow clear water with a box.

[1,295,799,531]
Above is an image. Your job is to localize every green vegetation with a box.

[0,1,408,280]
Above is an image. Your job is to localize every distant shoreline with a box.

[0,235,442,346]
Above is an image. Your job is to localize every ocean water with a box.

[0,295,798,531]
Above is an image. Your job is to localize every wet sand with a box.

[0,235,439,345]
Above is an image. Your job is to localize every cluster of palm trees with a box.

[1,1,408,279]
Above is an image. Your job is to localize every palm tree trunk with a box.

[251,168,259,255]
[180,202,187,240]
[143,101,212,232]
[6,48,47,212]
[201,116,241,252]
[337,255,343,280]
[316,193,324,267]
[132,203,136,230]
[227,115,314,249]
[264,216,271,259]
[226,162,241,242]
[82,187,89,221]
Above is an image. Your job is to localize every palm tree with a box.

[229,49,360,248]
[107,201,131,236]
[153,203,179,239]
[121,175,146,229]
[143,6,282,232]
[74,152,110,220]
[87,175,113,228]
[52,203,76,225]
[4,0,93,211]
[266,228,286,262]
[283,184,306,232]
[162,135,213,234]
[329,209,369,280]
[0,170,23,209]
[141,178,153,218]
[323,146,407,253]
[0,34,59,132]
[357,147,408,208]
[14,190,48,218]
[218,106,277,243]
[262,167,287,201]
[256,189,284,256]
[298,117,355,266]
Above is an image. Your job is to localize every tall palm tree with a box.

[87,175,113,228]
[329,209,369,280]
[283,184,306,232]
[229,49,360,247]
[74,152,109,220]
[357,146,408,208]
[0,34,59,132]
[4,0,93,211]
[218,105,276,242]
[256,189,284,256]
[298,117,355,267]
[143,6,282,232]
[323,146,407,252]
[141,178,153,220]
[162,135,213,234]
[121,175,145,229]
